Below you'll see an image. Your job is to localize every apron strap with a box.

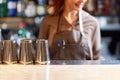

[57,15,62,32]
[79,10,84,36]
[79,10,93,60]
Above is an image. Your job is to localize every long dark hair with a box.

[53,0,64,15]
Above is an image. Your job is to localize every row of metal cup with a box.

[0,39,50,65]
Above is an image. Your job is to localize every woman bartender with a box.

[39,0,102,60]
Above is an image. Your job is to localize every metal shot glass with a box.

[0,42,3,64]
[19,39,34,65]
[3,40,18,64]
[35,39,50,65]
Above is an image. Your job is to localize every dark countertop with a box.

[50,60,120,65]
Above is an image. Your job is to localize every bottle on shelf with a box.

[17,0,25,16]
[0,0,8,17]
[0,29,3,41]
[38,0,47,5]
[47,0,55,15]
[24,0,36,17]
[46,5,54,15]
[0,28,3,64]
[0,29,1,42]
[18,22,33,39]
[103,0,110,16]
[8,0,18,17]
[36,0,47,16]
[9,30,19,49]
[116,0,120,16]
[115,0,120,24]
[17,22,27,45]
[109,0,117,16]
[86,0,96,15]
[18,22,27,38]
[96,0,105,16]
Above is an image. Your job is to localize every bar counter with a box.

[0,60,120,80]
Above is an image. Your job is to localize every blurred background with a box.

[0,0,120,60]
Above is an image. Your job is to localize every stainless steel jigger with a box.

[3,40,18,64]
[35,39,50,65]
[19,39,34,65]
[0,42,3,64]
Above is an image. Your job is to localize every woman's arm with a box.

[38,18,49,39]
[92,20,102,60]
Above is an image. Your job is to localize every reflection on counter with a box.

[50,60,120,65]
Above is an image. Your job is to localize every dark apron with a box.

[50,16,91,60]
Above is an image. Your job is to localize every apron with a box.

[50,12,91,60]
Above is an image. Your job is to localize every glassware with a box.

[0,42,3,64]
[35,39,50,65]
[3,40,18,64]
[19,39,34,65]
[8,0,17,17]
[116,42,120,60]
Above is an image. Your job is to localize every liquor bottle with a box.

[9,30,19,44]
[0,0,8,17]
[17,22,33,45]
[86,0,96,15]
[37,0,47,16]
[18,22,27,39]
[96,0,105,16]
[110,0,117,16]
[0,29,2,64]
[8,0,18,17]
[116,0,120,16]
[37,5,46,16]
[47,5,54,15]
[38,0,47,5]
[116,0,120,23]
[17,0,25,16]
[0,29,4,64]
[18,22,32,39]
[24,0,36,17]
[47,0,54,15]
[0,29,2,41]
[103,0,110,16]
[0,0,4,17]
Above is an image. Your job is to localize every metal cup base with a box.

[35,61,50,65]
[3,61,18,64]
[19,61,34,65]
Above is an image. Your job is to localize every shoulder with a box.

[41,15,59,25]
[82,10,99,28]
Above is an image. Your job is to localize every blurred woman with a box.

[39,0,102,60]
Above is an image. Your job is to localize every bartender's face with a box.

[64,0,87,11]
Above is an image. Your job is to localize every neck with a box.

[63,9,78,19]
[62,9,79,24]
